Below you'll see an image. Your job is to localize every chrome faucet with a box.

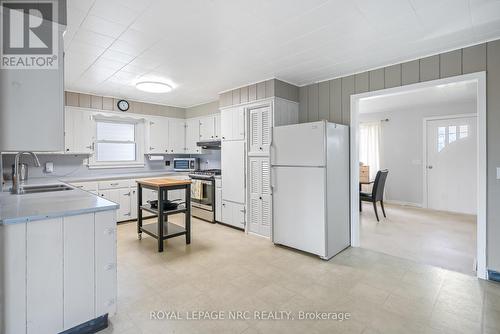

[11,152,40,194]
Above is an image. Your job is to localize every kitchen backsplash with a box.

[2,150,220,180]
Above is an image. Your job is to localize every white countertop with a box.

[0,171,199,225]
[0,178,120,225]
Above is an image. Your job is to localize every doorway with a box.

[350,72,487,279]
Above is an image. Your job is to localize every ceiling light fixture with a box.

[135,81,172,93]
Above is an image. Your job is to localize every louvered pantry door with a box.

[248,105,272,155]
[248,157,271,237]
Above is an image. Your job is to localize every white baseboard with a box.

[383,200,422,208]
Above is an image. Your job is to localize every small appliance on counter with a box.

[173,158,198,171]
[188,169,221,223]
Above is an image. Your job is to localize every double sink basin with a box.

[17,184,74,195]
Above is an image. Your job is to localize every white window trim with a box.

[88,115,146,169]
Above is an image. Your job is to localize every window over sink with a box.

[89,116,145,169]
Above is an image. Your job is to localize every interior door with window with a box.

[426,116,477,214]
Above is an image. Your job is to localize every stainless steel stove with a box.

[188,169,221,222]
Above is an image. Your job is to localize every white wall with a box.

[359,100,476,206]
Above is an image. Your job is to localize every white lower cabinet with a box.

[27,218,64,334]
[221,200,245,229]
[1,210,117,334]
[63,214,95,330]
[94,210,117,317]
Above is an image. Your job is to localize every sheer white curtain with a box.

[359,122,381,180]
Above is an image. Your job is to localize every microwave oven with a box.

[173,158,198,171]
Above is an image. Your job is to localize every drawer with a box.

[98,179,130,190]
[215,178,222,188]
[70,181,98,192]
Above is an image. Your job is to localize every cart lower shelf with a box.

[139,222,187,240]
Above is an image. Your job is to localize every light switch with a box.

[45,162,54,173]
[497,167,500,180]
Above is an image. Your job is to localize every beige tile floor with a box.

[103,215,500,334]
[360,202,476,276]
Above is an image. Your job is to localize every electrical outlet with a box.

[45,162,54,173]
[165,160,170,166]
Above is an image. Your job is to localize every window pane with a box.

[96,143,136,161]
[459,125,468,139]
[438,126,446,135]
[438,135,446,152]
[96,121,135,141]
[448,126,456,143]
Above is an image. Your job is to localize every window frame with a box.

[88,115,146,169]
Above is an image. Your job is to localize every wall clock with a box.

[117,99,129,111]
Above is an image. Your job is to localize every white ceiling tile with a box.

[81,15,128,39]
[72,29,115,48]
[89,0,140,26]
[65,0,500,107]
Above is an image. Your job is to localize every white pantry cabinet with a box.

[248,104,272,155]
[147,116,169,153]
[248,157,272,237]
[185,118,201,154]
[168,118,186,154]
[215,177,222,222]
[1,211,117,334]
[64,107,95,154]
[221,106,245,141]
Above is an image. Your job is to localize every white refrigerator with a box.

[271,120,350,259]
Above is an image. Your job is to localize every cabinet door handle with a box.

[150,146,155,150]
[110,183,119,186]
[259,196,262,200]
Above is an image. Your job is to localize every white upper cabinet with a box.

[185,118,201,154]
[214,114,221,140]
[221,107,245,141]
[199,114,221,141]
[168,118,186,154]
[199,115,215,141]
[147,116,169,153]
[64,107,95,154]
[248,104,272,155]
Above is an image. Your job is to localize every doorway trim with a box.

[349,71,487,279]
[422,113,478,210]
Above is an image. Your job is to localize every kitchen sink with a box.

[19,184,74,194]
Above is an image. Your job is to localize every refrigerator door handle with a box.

[270,167,276,190]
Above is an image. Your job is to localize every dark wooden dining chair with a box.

[360,169,389,222]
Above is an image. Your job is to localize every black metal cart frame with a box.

[136,181,191,252]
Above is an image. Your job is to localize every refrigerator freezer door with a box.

[221,141,245,203]
[272,166,326,257]
[271,121,325,167]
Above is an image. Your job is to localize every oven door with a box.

[190,178,214,211]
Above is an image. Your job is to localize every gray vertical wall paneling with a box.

[232,89,241,105]
[318,81,330,121]
[355,72,369,93]
[330,79,342,124]
[256,82,266,100]
[308,84,319,122]
[402,60,420,85]
[221,91,232,107]
[66,92,79,107]
[275,80,287,100]
[102,97,113,110]
[240,86,248,103]
[463,43,487,73]
[440,50,462,78]
[369,68,385,91]
[299,86,308,123]
[248,84,257,102]
[419,55,440,81]
[91,95,102,109]
[265,79,275,98]
[341,75,355,124]
[288,83,300,102]
[487,40,500,270]
[384,64,402,88]
[79,94,91,108]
